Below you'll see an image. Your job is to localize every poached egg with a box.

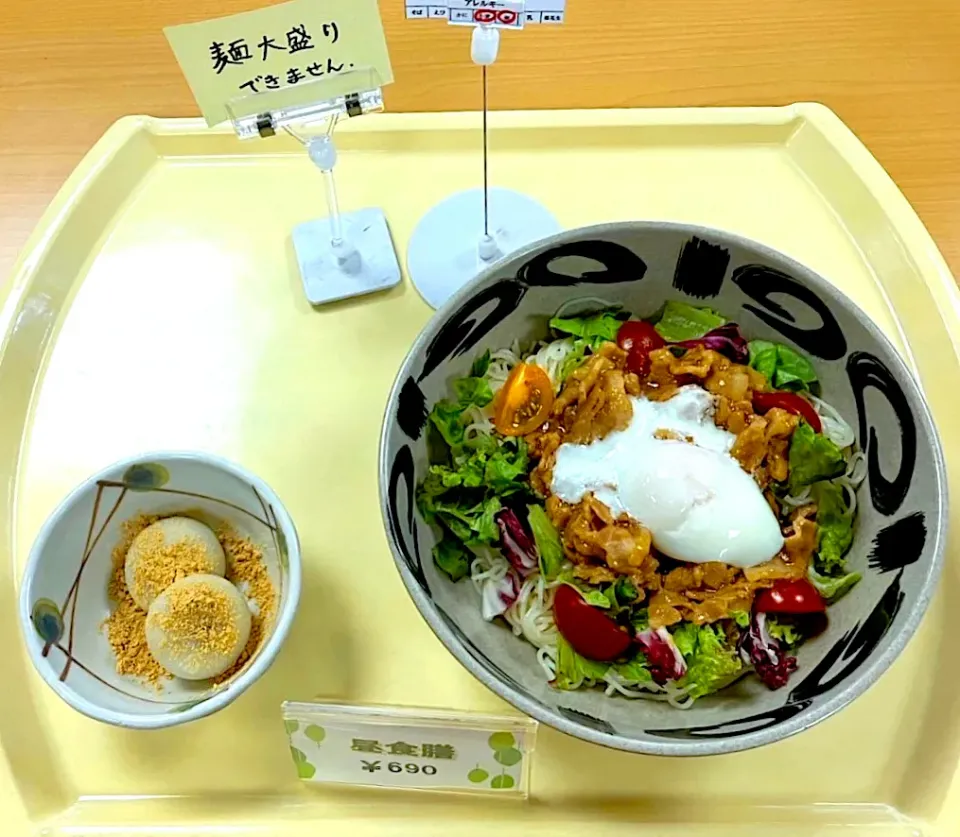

[550,386,782,567]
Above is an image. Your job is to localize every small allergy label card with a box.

[282,701,537,797]
[165,0,394,126]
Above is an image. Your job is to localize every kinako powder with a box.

[103,513,276,688]
[127,522,223,610]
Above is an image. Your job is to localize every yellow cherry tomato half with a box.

[493,362,554,436]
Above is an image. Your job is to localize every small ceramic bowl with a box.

[19,451,301,729]
[379,221,948,756]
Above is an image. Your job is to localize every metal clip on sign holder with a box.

[406,6,560,309]
[226,67,402,305]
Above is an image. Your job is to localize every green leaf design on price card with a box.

[493,747,522,767]
[290,746,316,780]
[284,720,299,735]
[488,731,515,750]
[467,766,489,784]
[490,773,515,790]
[304,724,326,745]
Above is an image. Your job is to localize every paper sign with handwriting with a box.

[165,0,393,127]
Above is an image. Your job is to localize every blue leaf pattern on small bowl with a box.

[277,526,289,570]
[31,598,64,644]
[122,462,170,491]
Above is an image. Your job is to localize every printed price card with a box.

[165,0,394,127]
[282,701,537,797]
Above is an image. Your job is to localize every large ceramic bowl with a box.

[19,451,301,729]
[379,222,947,755]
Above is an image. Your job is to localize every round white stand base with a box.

[407,187,560,309]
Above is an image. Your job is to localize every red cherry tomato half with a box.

[754,579,826,615]
[553,584,634,661]
[752,390,822,433]
[616,321,665,376]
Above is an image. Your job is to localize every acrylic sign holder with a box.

[226,68,402,305]
[406,3,561,308]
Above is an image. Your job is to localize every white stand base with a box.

[292,208,401,305]
[407,188,561,309]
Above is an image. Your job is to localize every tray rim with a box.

[5,103,959,349]
[2,103,959,833]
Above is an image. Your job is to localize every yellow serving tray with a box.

[2,106,959,836]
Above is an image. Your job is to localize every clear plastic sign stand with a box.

[405,1,566,309]
[226,68,402,305]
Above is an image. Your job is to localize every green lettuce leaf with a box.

[420,350,538,573]
[671,622,699,657]
[423,437,528,499]
[730,610,750,628]
[614,576,640,605]
[422,462,480,492]
[453,376,493,410]
[748,340,819,392]
[654,301,727,342]
[613,655,653,684]
[766,616,803,649]
[474,437,529,494]
[429,399,467,447]
[527,504,565,580]
[748,339,778,381]
[672,623,744,700]
[464,431,497,453]
[808,566,861,602]
[773,346,818,391]
[470,350,492,378]
[427,353,496,449]
[419,403,532,558]
[433,535,470,582]
[583,589,613,609]
[557,338,590,383]
[416,490,501,547]
[812,481,854,573]
[554,636,610,690]
[788,422,846,492]
[631,609,650,633]
[549,310,625,350]
[555,568,615,609]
